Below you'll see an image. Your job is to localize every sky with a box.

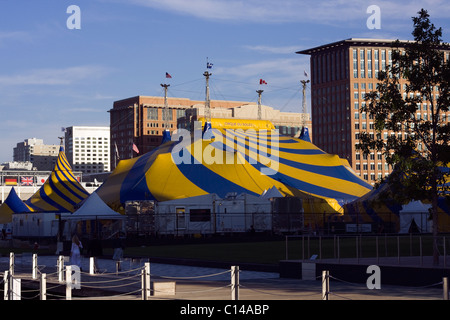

[0,0,449,163]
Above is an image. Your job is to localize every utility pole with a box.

[256,90,264,120]
[160,83,171,143]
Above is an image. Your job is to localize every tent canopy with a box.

[25,146,90,213]
[63,192,125,220]
[0,188,33,224]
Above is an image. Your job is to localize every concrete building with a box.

[13,138,59,171]
[64,126,111,174]
[109,96,310,169]
[179,103,310,137]
[297,38,450,185]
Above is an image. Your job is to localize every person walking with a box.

[70,234,83,270]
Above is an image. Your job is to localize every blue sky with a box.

[0,0,449,163]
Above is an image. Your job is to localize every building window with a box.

[147,108,158,120]
[353,49,358,78]
[360,49,365,78]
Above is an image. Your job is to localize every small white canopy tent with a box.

[63,192,126,221]
[260,186,284,199]
[399,200,432,233]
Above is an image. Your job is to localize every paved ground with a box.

[0,253,446,301]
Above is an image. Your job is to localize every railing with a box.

[285,234,450,266]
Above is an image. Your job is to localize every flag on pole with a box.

[304,70,308,78]
[165,72,172,78]
[259,79,267,85]
[132,143,140,154]
[207,62,213,69]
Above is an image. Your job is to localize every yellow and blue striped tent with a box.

[96,119,372,220]
[0,187,33,223]
[344,164,450,232]
[25,146,90,213]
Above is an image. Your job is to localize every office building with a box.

[13,138,59,171]
[298,38,450,185]
[109,96,310,169]
[64,126,111,174]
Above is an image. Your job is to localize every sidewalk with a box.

[0,254,446,300]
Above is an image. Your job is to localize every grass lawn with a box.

[111,234,443,265]
[120,240,288,265]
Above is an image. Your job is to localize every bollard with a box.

[322,270,330,300]
[40,273,46,300]
[443,277,448,300]
[32,254,38,280]
[231,266,239,300]
[116,260,121,274]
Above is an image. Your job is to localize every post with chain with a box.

[32,254,38,280]
[9,252,14,276]
[322,270,330,300]
[58,255,64,283]
[66,265,72,300]
[443,277,448,300]
[40,273,47,300]
[3,270,9,300]
[231,266,239,300]
[142,262,151,300]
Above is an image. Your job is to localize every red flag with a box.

[132,143,140,154]
[165,72,172,78]
[259,79,267,85]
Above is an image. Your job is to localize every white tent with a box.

[63,192,126,221]
[399,200,432,233]
[260,186,284,199]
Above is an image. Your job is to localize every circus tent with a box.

[25,146,90,213]
[0,187,33,224]
[96,119,372,221]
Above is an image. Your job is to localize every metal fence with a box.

[125,213,304,237]
[285,234,450,266]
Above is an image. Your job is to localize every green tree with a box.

[358,9,450,265]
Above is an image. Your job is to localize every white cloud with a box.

[243,45,303,54]
[0,65,112,86]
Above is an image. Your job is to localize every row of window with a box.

[355,163,389,171]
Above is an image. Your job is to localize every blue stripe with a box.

[119,148,160,202]
[55,160,89,198]
[212,138,370,189]
[176,156,258,198]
